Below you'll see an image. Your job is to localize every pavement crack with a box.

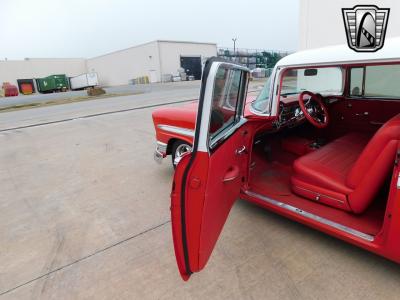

[0,220,171,297]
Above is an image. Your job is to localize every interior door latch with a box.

[236,145,247,155]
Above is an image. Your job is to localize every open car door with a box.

[171,58,251,280]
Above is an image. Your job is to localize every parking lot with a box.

[1,81,400,300]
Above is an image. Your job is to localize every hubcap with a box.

[174,144,192,166]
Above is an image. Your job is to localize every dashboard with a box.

[275,96,306,129]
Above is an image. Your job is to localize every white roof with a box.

[276,37,400,67]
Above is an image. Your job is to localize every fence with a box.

[217,47,290,70]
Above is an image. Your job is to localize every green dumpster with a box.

[36,74,69,93]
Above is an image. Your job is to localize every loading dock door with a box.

[180,56,202,80]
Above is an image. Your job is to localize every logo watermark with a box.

[342,5,390,52]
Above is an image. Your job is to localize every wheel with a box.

[171,140,192,168]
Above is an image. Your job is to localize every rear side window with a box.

[349,67,363,96]
[365,65,400,98]
[350,64,400,99]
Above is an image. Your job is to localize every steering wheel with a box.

[299,91,329,129]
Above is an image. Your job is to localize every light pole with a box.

[232,38,237,59]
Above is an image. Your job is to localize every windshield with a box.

[251,76,271,113]
[281,67,344,97]
[251,67,344,114]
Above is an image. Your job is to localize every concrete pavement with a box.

[0,80,204,109]
[1,83,400,299]
[0,81,204,130]
[0,80,265,132]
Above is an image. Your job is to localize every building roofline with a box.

[0,57,85,62]
[89,40,217,60]
[156,39,217,46]
[88,41,158,59]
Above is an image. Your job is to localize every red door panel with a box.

[329,98,381,136]
[197,127,249,269]
[171,125,250,279]
[329,98,400,137]
[170,58,251,280]
[171,152,206,281]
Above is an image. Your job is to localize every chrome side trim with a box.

[294,185,345,204]
[157,125,194,137]
[209,117,247,150]
[243,190,375,242]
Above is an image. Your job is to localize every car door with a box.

[171,58,250,280]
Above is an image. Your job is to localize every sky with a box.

[0,0,299,60]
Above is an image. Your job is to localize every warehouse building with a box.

[0,40,217,88]
[0,58,86,88]
[86,40,217,86]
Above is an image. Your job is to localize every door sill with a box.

[243,190,375,242]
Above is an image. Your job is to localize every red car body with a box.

[152,39,400,281]
[152,95,257,164]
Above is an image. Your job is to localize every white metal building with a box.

[86,40,217,86]
[0,40,217,88]
[299,0,400,50]
[0,58,86,87]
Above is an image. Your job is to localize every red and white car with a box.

[152,38,400,280]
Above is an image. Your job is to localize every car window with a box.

[365,65,400,98]
[350,67,363,96]
[209,67,243,142]
[349,64,400,99]
[251,76,271,114]
[280,67,344,97]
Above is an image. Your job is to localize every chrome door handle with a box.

[370,121,384,126]
[223,175,239,183]
[236,145,247,155]
[223,166,240,183]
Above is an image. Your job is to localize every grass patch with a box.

[0,92,143,113]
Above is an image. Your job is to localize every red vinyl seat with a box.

[291,113,400,214]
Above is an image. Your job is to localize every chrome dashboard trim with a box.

[157,124,194,137]
[243,190,375,242]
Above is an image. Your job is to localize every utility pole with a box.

[232,38,237,60]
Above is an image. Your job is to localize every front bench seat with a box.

[291,113,400,214]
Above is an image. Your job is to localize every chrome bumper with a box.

[154,141,168,164]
